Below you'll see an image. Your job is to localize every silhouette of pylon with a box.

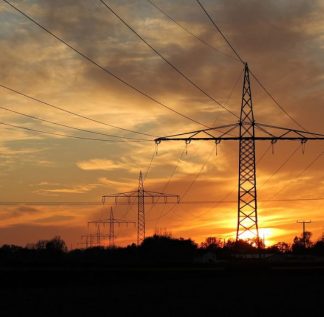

[102,171,180,245]
[237,63,258,240]
[155,62,324,243]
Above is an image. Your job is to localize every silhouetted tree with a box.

[292,231,313,253]
[35,239,47,250]
[224,239,257,254]
[200,237,223,250]
[141,234,197,263]
[268,242,290,254]
[45,236,67,253]
[32,236,67,254]
[312,236,324,256]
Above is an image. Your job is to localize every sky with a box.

[0,0,324,248]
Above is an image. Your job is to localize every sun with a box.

[238,228,275,246]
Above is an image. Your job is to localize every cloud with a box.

[36,183,99,194]
[34,215,75,223]
[77,159,123,171]
[0,205,41,220]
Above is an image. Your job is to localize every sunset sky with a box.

[1,0,324,248]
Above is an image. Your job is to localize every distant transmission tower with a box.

[155,63,324,242]
[88,207,135,247]
[102,171,180,245]
[81,223,107,248]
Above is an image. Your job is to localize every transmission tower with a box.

[88,207,135,247]
[80,223,108,248]
[238,65,258,240]
[102,171,180,245]
[155,63,324,242]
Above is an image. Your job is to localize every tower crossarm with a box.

[88,219,135,225]
[142,191,180,203]
[155,123,239,144]
[113,219,136,224]
[102,191,140,204]
[255,123,324,140]
[154,122,324,142]
[102,191,179,204]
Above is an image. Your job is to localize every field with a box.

[0,263,323,316]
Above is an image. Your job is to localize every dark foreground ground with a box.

[0,262,323,317]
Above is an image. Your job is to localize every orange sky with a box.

[0,0,324,248]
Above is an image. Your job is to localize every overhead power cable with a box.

[99,0,238,119]
[0,121,145,143]
[153,147,214,222]
[195,0,244,64]
[153,71,247,223]
[271,150,324,200]
[3,0,209,129]
[0,83,154,138]
[3,197,324,206]
[259,144,301,189]
[0,105,150,141]
[146,0,239,62]
[195,0,307,131]
[249,72,307,131]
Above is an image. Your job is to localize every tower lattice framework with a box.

[137,171,145,245]
[237,63,258,240]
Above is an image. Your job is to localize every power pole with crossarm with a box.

[297,220,312,248]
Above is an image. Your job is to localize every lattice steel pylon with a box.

[137,171,145,245]
[108,207,115,247]
[155,62,324,243]
[237,64,258,240]
[87,206,135,247]
[102,171,180,245]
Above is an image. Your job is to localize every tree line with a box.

[0,231,324,266]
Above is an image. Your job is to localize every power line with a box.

[271,150,324,200]
[0,105,150,141]
[144,150,157,180]
[249,72,307,131]
[152,71,245,223]
[259,144,301,189]
[146,0,239,62]
[152,69,243,223]
[3,197,324,206]
[149,148,185,223]
[186,142,273,221]
[99,0,238,119]
[152,147,214,222]
[0,83,154,138]
[3,0,210,129]
[195,0,307,131]
[0,121,145,143]
[195,0,244,64]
